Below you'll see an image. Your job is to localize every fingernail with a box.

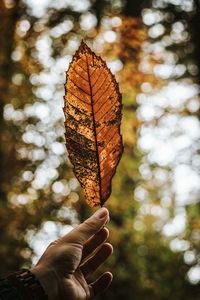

[94,208,108,219]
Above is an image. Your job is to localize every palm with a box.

[55,228,112,300]
[58,247,89,300]
[61,270,89,300]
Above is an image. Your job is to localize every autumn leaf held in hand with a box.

[64,42,123,207]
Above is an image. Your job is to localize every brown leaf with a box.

[64,42,123,207]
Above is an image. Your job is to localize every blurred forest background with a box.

[1,0,200,299]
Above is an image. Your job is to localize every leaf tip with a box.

[79,40,91,54]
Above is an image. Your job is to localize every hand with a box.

[31,208,113,300]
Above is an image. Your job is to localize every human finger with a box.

[82,227,109,260]
[59,208,109,245]
[89,272,113,298]
[80,243,113,278]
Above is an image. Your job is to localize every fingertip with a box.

[93,227,109,243]
[104,271,113,282]
[103,242,113,254]
[95,227,109,241]
[93,208,109,220]
[101,271,113,289]
[90,271,113,297]
[101,227,109,238]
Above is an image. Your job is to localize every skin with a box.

[31,208,113,300]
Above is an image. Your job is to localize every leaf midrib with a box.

[86,55,103,207]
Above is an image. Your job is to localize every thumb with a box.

[60,208,109,245]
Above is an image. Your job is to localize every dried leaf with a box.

[64,42,123,207]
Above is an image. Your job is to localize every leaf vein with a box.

[67,90,90,105]
[91,68,104,88]
[93,73,110,97]
[94,81,112,104]
[69,78,90,96]
[76,62,87,73]
[71,66,88,82]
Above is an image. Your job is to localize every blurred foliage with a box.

[0,0,200,299]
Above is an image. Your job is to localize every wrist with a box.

[30,266,59,300]
[7,268,48,300]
